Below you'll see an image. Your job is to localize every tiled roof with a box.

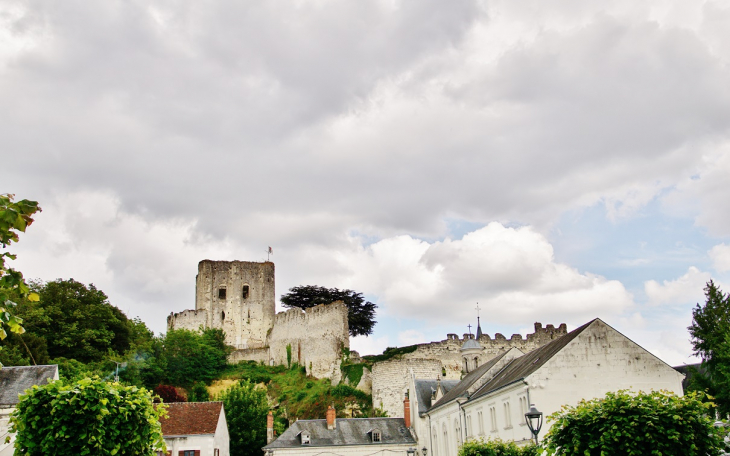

[0,365,58,407]
[157,402,223,436]
[264,417,416,449]
[469,319,595,400]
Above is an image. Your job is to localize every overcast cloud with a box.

[3,0,730,364]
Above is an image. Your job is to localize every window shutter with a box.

[179,452,185,456]
[194,451,201,456]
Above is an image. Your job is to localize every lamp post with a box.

[524,404,543,445]
[407,448,416,456]
[421,447,428,456]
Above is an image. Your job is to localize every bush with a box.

[188,382,210,402]
[9,377,166,455]
[459,439,538,456]
[154,384,186,403]
[543,390,728,456]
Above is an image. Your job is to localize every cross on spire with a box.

[475,302,481,318]
[467,323,472,335]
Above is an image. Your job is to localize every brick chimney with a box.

[266,410,274,444]
[403,393,411,428]
[326,405,336,430]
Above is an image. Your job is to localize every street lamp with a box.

[407,448,416,456]
[421,447,428,456]
[524,404,543,445]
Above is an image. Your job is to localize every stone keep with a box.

[168,260,276,349]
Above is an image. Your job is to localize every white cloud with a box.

[398,330,426,346]
[709,243,730,272]
[644,266,710,306]
[350,335,390,358]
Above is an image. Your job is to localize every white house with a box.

[264,405,418,456]
[157,402,230,456]
[0,365,59,456]
[408,319,685,456]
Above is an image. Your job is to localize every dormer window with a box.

[369,429,382,443]
[298,431,311,445]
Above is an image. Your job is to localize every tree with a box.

[217,380,269,456]
[159,328,230,387]
[688,280,730,415]
[0,194,41,367]
[280,285,377,337]
[459,439,538,456]
[16,279,133,363]
[9,377,167,455]
[542,390,727,456]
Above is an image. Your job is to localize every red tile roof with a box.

[157,402,223,436]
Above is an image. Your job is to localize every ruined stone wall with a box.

[372,359,442,418]
[267,302,349,379]
[370,323,567,417]
[169,260,276,349]
[167,309,207,333]
[228,347,268,364]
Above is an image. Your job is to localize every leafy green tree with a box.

[9,377,167,455]
[688,280,730,415]
[189,382,210,402]
[161,328,230,387]
[0,330,49,366]
[218,380,269,456]
[459,439,538,456]
[281,285,377,337]
[542,390,727,456]
[0,194,41,367]
[16,279,132,363]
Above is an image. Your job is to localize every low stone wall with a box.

[228,347,269,364]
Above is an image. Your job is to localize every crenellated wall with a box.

[370,322,567,417]
[267,302,350,379]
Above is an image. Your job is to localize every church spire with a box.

[475,303,483,339]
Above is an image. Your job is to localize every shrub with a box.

[9,377,166,455]
[543,390,729,456]
[188,382,210,402]
[459,438,538,456]
[154,384,186,403]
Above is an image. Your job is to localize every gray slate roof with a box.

[0,365,59,407]
[264,417,416,449]
[430,350,511,410]
[470,320,594,400]
[461,338,481,350]
[414,379,460,415]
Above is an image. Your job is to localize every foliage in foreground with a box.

[542,390,728,456]
[688,280,730,416]
[0,194,41,368]
[217,380,270,456]
[459,438,539,456]
[9,377,166,456]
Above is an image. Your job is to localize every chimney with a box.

[326,405,336,430]
[403,393,411,428]
[266,410,274,444]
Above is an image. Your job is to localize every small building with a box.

[157,402,230,456]
[0,365,59,456]
[264,405,417,456]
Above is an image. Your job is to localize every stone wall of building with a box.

[267,302,350,379]
[370,323,567,417]
[169,260,276,349]
[228,347,269,364]
[372,359,442,418]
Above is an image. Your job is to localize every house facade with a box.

[408,319,685,456]
[158,402,230,456]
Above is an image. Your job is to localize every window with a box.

[518,396,528,422]
[478,410,484,435]
[503,401,512,429]
[442,423,449,456]
[455,419,461,446]
[181,451,198,456]
[214,450,220,456]
[221,311,225,321]
[489,406,497,432]
[466,414,472,437]
[473,357,479,370]
[242,284,249,299]
[370,428,382,442]
[432,427,438,456]
[218,288,226,299]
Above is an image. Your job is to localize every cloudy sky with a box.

[3,0,730,365]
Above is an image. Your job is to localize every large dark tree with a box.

[280,285,377,337]
[17,279,132,363]
[688,280,730,416]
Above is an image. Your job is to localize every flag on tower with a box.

[268,246,273,254]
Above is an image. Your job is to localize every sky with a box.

[3,0,730,366]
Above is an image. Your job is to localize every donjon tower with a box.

[168,260,276,349]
